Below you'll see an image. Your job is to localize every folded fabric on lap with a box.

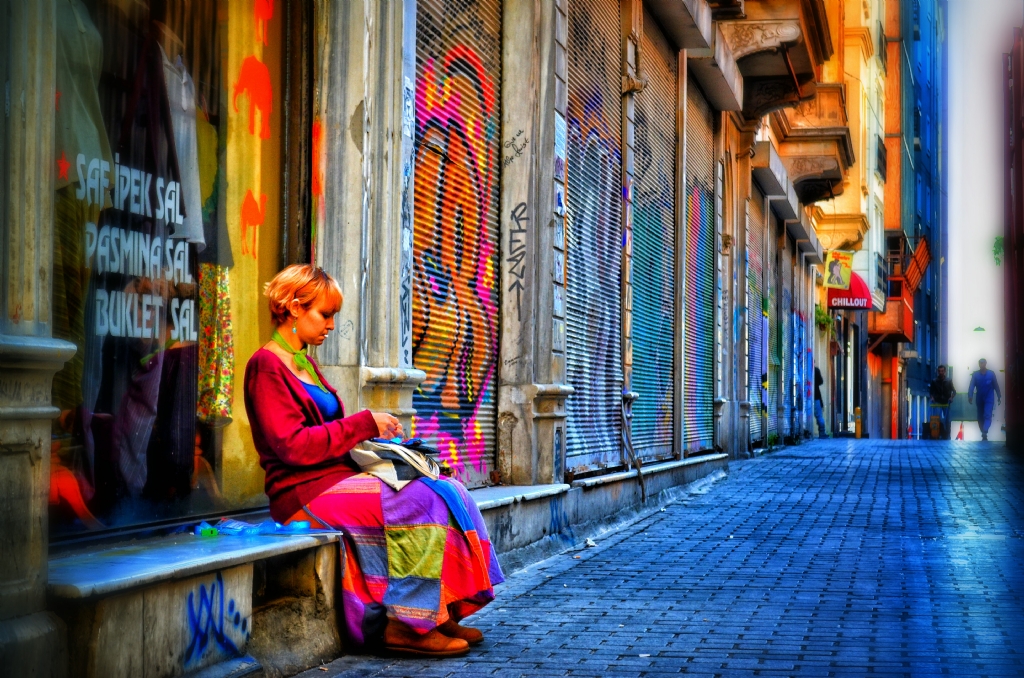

[303,474,504,646]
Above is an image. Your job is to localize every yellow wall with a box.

[220,1,284,504]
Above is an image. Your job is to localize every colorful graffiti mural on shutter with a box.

[682,80,715,451]
[631,11,677,460]
[412,0,502,487]
[748,186,767,444]
[564,0,624,472]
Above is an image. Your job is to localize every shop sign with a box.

[824,250,854,290]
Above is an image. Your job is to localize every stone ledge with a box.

[484,460,730,573]
[570,454,730,489]
[46,480,568,602]
[48,532,339,600]
[470,483,570,512]
[49,462,722,601]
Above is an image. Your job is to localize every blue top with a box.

[968,370,1002,402]
[302,382,340,421]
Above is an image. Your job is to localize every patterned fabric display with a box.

[304,474,504,646]
[197,262,234,421]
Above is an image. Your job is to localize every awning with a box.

[904,237,931,294]
[827,271,872,309]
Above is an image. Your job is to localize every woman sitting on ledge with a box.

[244,264,503,657]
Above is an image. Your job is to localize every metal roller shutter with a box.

[768,215,780,439]
[632,12,677,459]
[748,186,766,444]
[793,282,803,436]
[716,163,725,413]
[682,77,715,450]
[782,238,794,437]
[565,0,623,471]
[412,0,502,487]
[790,241,800,437]
[781,250,789,437]
[802,266,813,431]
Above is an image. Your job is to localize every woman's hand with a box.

[372,412,404,439]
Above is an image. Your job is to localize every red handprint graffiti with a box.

[240,189,266,259]
[233,56,273,139]
[57,151,70,181]
[312,118,324,199]
[254,0,274,46]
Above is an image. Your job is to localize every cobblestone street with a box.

[298,440,1024,677]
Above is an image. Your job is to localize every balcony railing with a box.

[878,21,887,73]
[876,134,887,183]
[871,236,931,343]
[869,274,915,343]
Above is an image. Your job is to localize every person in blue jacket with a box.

[967,359,1002,441]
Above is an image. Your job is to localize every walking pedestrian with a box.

[244,265,502,657]
[814,366,827,438]
[967,358,1002,441]
[928,365,956,440]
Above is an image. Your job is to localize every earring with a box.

[292,320,297,334]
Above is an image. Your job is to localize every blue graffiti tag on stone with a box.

[548,495,576,544]
[185,571,247,664]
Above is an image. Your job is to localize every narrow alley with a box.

[302,441,1024,678]
[10,1,1024,675]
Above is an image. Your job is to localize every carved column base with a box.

[0,611,68,678]
[0,335,76,677]
[359,366,426,426]
[530,384,573,486]
[739,400,753,458]
[497,383,574,486]
[713,397,729,453]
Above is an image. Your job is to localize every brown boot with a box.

[383,620,470,657]
[436,619,485,645]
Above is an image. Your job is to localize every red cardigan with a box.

[243,347,379,522]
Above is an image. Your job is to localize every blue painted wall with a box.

[904,0,948,400]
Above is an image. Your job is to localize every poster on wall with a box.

[823,250,854,290]
[554,111,567,181]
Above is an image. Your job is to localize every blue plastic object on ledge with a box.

[208,518,314,536]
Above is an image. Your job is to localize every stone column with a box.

[496,0,570,485]
[715,115,756,458]
[618,0,642,474]
[0,1,73,674]
[313,0,425,423]
[729,126,756,457]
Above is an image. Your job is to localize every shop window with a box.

[0,6,7,274]
[49,0,303,537]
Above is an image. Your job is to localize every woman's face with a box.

[291,297,337,346]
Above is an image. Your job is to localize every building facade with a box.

[867,0,945,439]
[1004,25,1023,449]
[805,0,887,440]
[0,0,908,675]
[901,0,946,437]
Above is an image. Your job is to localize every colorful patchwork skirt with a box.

[302,474,504,646]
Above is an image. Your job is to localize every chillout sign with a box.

[827,271,873,309]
